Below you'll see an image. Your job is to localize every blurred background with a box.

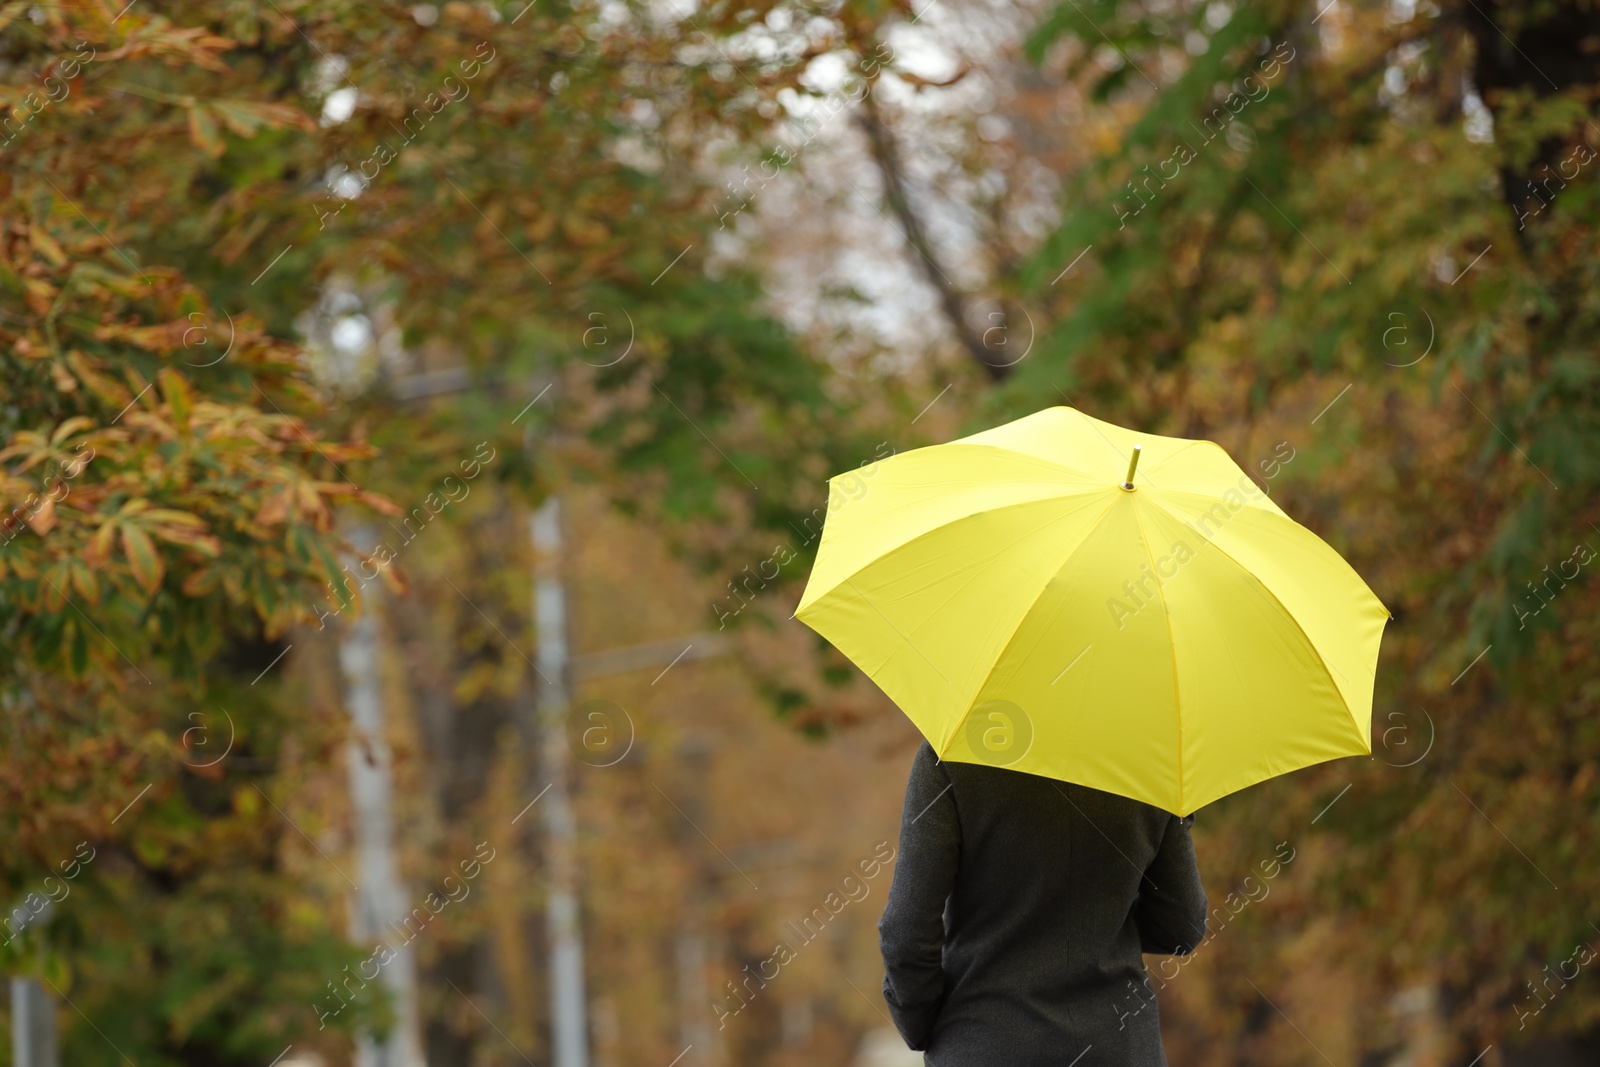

[3,0,1598,1064]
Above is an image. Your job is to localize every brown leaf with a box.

[28,494,57,535]
[255,487,294,526]
[86,520,116,564]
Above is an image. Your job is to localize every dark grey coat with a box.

[878,742,1208,1066]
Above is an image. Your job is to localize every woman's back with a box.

[879,742,1208,1066]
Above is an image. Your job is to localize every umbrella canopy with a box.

[795,406,1389,815]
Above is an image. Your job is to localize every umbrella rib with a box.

[801,474,1109,612]
[842,578,958,691]
[1145,501,1366,748]
[1146,484,1287,521]
[1070,408,1160,488]
[1130,502,1185,815]
[935,494,1123,755]
[1140,439,1205,474]
[940,440,1111,482]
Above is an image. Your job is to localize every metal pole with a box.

[532,497,590,1067]
[10,977,58,1067]
[339,547,427,1067]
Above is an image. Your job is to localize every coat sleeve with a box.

[1134,812,1208,955]
[877,741,959,1051]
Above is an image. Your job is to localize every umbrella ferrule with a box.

[1121,444,1142,490]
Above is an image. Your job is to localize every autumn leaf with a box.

[39,564,70,611]
[185,102,225,157]
[69,559,99,603]
[0,1,31,36]
[50,416,96,445]
[121,523,163,592]
[181,567,220,597]
[254,485,294,526]
[209,99,315,135]
[160,367,193,434]
[28,493,58,535]
[30,224,69,268]
[86,519,117,564]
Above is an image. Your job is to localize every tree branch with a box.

[853,92,1011,381]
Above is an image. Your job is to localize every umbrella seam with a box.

[890,502,1113,702]
[1143,498,1367,750]
[841,578,960,692]
[1135,483,1288,522]
[935,493,1124,756]
[1152,439,1205,464]
[1139,438,1204,477]
[799,475,1112,613]
[1130,501,1185,815]
[804,426,1182,612]
[940,440,1125,482]
[1149,486,1390,621]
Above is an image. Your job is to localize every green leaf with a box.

[67,618,88,675]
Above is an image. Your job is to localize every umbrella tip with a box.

[1121,444,1142,490]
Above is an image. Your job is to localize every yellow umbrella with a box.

[795,406,1389,815]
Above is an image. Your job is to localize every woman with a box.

[879,741,1208,1066]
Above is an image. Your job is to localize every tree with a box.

[1,160,401,1061]
[3,0,896,1060]
[1001,0,1600,1057]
